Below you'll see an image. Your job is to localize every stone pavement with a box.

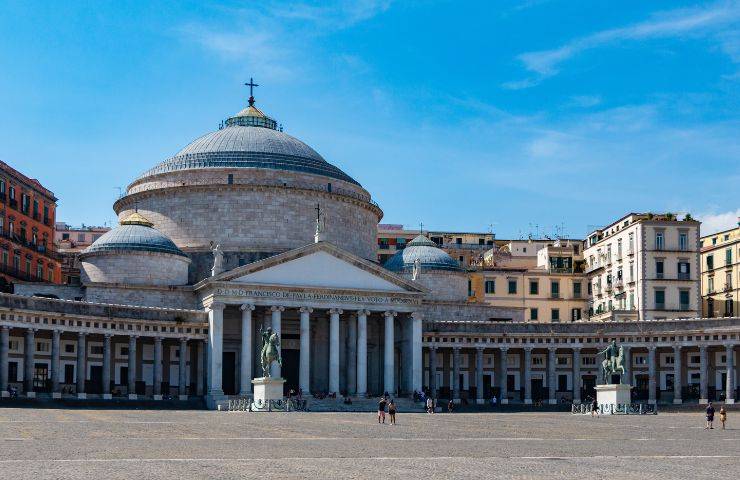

[0,408,738,479]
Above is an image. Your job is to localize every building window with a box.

[530,308,538,321]
[679,232,688,251]
[484,280,495,294]
[508,280,517,294]
[573,282,581,298]
[551,281,560,298]
[727,248,733,266]
[227,174,233,184]
[36,263,43,279]
[551,308,560,322]
[36,342,49,352]
[47,269,54,282]
[654,290,665,310]
[655,232,664,250]
[571,308,582,321]
[8,362,18,382]
[64,343,75,353]
[678,261,690,280]
[679,290,690,311]
[706,254,714,270]
[529,280,538,295]
[656,260,664,279]
[91,345,104,355]
[727,272,733,291]
[708,277,715,293]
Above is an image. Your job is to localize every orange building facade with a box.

[0,160,60,289]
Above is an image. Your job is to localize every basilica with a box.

[1,92,738,409]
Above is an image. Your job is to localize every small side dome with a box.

[79,212,190,286]
[384,235,462,273]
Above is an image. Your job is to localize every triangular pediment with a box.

[203,242,425,294]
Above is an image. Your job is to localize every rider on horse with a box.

[260,327,282,377]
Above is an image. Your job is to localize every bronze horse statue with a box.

[260,327,282,377]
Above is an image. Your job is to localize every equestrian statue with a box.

[598,340,626,384]
[260,326,282,378]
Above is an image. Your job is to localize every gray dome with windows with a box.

[384,235,462,273]
[81,212,186,258]
[137,103,360,186]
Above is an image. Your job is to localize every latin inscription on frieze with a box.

[215,288,418,305]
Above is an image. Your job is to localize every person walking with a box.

[719,406,727,430]
[426,396,433,414]
[591,397,599,417]
[388,399,397,425]
[447,399,454,413]
[378,396,387,424]
[705,402,715,429]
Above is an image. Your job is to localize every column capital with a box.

[572,346,581,353]
[500,346,509,353]
[673,344,682,352]
[240,303,255,312]
[270,305,285,312]
[210,302,226,311]
[129,334,140,340]
[154,336,163,343]
[299,306,313,314]
[429,344,438,352]
[76,331,86,338]
[384,310,397,318]
[27,328,38,334]
[452,345,461,352]
[329,308,343,315]
[548,346,557,353]
[725,343,736,350]
[356,309,371,316]
[523,345,533,352]
[0,325,8,331]
[476,346,484,353]
[411,311,424,321]
[103,333,112,339]
[180,336,189,343]
[647,345,657,352]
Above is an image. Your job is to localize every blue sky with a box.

[0,0,738,237]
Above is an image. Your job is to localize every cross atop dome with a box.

[245,77,259,107]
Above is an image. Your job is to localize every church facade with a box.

[2,94,738,408]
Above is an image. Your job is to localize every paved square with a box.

[0,408,738,479]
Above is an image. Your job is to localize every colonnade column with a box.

[452,346,461,403]
[24,329,35,396]
[499,347,509,404]
[356,310,369,397]
[240,304,254,395]
[207,302,225,398]
[128,335,138,399]
[196,340,204,396]
[299,307,312,395]
[270,306,284,379]
[647,346,657,405]
[347,313,357,395]
[51,329,61,398]
[547,347,557,405]
[726,344,736,404]
[572,348,581,404]
[429,345,438,398]
[0,326,8,397]
[384,311,396,395]
[523,347,533,404]
[673,345,682,404]
[475,347,484,404]
[76,332,86,398]
[699,345,709,404]
[411,312,423,394]
[153,337,163,399]
[102,334,112,399]
[329,308,342,394]
[622,346,631,385]
[178,337,188,400]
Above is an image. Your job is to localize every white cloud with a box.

[507,1,740,87]
[568,95,602,108]
[698,209,740,234]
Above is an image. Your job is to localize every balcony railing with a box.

[614,279,624,288]
[0,263,47,282]
[549,267,573,274]
[677,272,691,280]
[443,242,491,250]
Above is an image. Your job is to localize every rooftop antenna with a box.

[114,186,123,199]
[419,221,424,236]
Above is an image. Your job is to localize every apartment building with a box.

[470,240,588,322]
[584,213,701,321]
[54,222,111,285]
[701,220,739,317]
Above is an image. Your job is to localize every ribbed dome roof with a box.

[81,213,187,258]
[136,101,360,186]
[384,235,462,273]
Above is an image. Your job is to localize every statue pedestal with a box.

[595,384,632,414]
[252,377,285,405]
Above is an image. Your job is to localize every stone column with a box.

[270,306,284,379]
[102,334,112,399]
[128,335,138,399]
[499,347,509,404]
[299,307,312,395]
[452,346,461,402]
[239,304,254,395]
[523,347,533,404]
[51,329,61,398]
[673,345,682,404]
[411,312,423,394]
[346,313,357,395]
[0,326,8,396]
[356,310,369,397]
[548,347,557,405]
[648,346,657,405]
[726,344,736,404]
[153,337,163,399]
[196,340,204,396]
[178,337,188,400]
[429,345,438,398]
[572,347,581,403]
[329,308,342,394]
[475,347,484,404]
[383,311,396,395]
[24,329,36,397]
[76,332,86,398]
[622,346,631,385]
[699,345,709,404]
[207,302,225,399]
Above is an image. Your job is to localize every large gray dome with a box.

[137,105,360,186]
[384,235,462,273]
[81,213,186,258]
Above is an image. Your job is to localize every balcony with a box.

[614,278,624,289]
[605,283,613,292]
[585,260,604,273]
[549,267,573,274]
[725,285,734,292]
[0,263,46,283]
[677,272,691,281]
[655,302,665,310]
[627,246,635,256]
[551,293,561,299]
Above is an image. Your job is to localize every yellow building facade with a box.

[701,222,740,317]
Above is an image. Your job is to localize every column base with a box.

[0,391,8,398]
[726,398,736,404]
[103,394,112,400]
[648,399,656,405]
[77,393,86,400]
[453,398,461,404]
[673,399,683,404]
[476,399,484,405]
[52,392,61,399]
[699,398,709,404]
[206,390,226,410]
[501,398,509,404]
[548,399,557,405]
[128,394,138,400]
[26,392,36,399]
[524,398,532,405]
[178,395,188,401]
[153,395,163,401]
